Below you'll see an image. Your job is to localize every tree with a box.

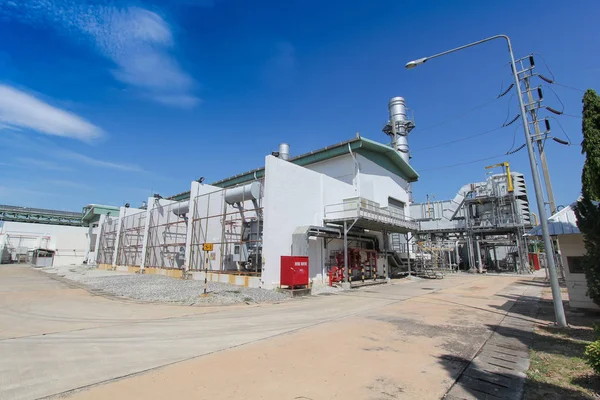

[575,89,600,306]
[581,89,600,201]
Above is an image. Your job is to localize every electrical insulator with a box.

[553,137,569,145]
[545,119,551,131]
[546,106,562,115]
[497,83,514,98]
[529,55,535,67]
[537,87,543,100]
[504,114,520,127]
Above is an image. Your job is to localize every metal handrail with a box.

[324,200,419,229]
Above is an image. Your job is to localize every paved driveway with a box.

[0,265,536,400]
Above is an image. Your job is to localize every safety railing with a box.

[324,198,419,231]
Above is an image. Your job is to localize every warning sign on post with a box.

[203,243,214,252]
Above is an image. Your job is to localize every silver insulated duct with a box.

[385,97,415,164]
[278,143,290,161]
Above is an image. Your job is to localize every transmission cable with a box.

[418,154,512,173]
[501,93,521,127]
[412,126,506,153]
[543,85,566,114]
[413,97,500,134]
[547,116,573,145]
[533,53,555,82]
[506,143,526,155]
[505,122,523,154]
[560,112,582,119]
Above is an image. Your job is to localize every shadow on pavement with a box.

[437,354,589,400]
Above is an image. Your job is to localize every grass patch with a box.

[524,295,600,400]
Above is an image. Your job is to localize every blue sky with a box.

[0,0,597,214]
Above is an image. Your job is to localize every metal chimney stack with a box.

[386,97,415,164]
[278,143,290,161]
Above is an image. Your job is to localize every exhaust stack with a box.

[384,97,415,164]
[278,143,290,161]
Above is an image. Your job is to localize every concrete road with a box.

[0,265,537,400]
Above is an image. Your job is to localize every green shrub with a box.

[594,323,600,339]
[584,340,600,374]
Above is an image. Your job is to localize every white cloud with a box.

[59,149,143,172]
[0,1,198,108]
[46,179,91,190]
[0,85,103,141]
[15,157,72,171]
[0,185,57,198]
[3,134,143,172]
[152,94,200,109]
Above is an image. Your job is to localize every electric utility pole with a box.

[516,55,557,214]
[516,55,565,279]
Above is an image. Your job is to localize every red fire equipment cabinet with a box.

[280,256,309,288]
[528,253,541,271]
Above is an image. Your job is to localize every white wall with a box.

[305,154,356,185]
[262,155,356,288]
[356,154,410,215]
[0,221,88,266]
[560,234,598,310]
[305,153,410,215]
[85,224,99,265]
[114,207,146,267]
[186,184,225,271]
[186,182,262,272]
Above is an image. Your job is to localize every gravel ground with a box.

[311,284,344,296]
[42,265,291,305]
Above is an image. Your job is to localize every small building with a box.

[529,202,599,310]
[27,249,55,268]
[0,203,119,266]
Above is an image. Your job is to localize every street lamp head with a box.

[405,57,428,69]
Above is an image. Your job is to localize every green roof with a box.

[82,204,121,224]
[169,136,419,201]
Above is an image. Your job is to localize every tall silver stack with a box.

[386,97,415,164]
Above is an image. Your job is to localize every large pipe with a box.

[388,97,410,164]
[224,182,262,205]
[169,200,189,216]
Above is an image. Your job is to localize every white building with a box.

[0,204,119,267]
[529,202,599,310]
[93,97,422,289]
[0,221,88,266]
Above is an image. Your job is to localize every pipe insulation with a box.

[224,182,262,205]
[169,200,190,216]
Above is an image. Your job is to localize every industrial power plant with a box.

[1,96,534,290]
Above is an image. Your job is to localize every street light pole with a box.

[406,34,567,327]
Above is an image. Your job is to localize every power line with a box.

[413,97,500,134]
[505,123,523,154]
[561,112,582,119]
[506,143,526,155]
[547,116,574,145]
[412,126,505,153]
[554,82,586,93]
[418,154,511,173]
[543,85,566,114]
[533,53,555,81]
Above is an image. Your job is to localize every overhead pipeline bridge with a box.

[0,205,84,226]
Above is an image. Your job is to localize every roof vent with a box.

[279,143,290,161]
